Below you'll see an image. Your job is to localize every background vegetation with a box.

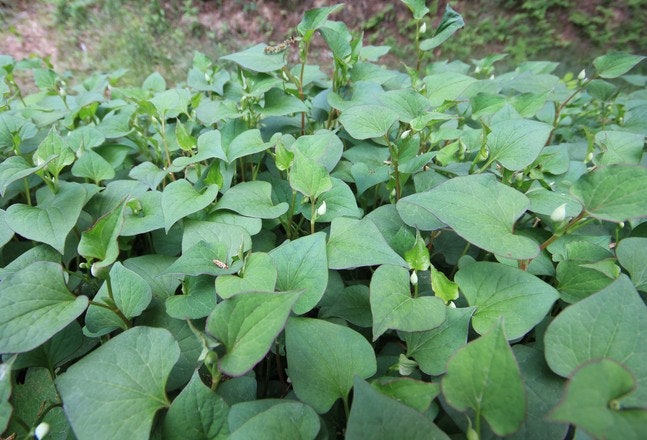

[1,0,647,85]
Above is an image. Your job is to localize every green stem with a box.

[23,177,32,206]
[384,135,401,201]
[89,300,131,329]
[545,77,593,146]
[310,199,316,235]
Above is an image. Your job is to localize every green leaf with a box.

[370,265,446,340]
[396,193,446,231]
[616,237,647,292]
[401,0,430,20]
[544,275,647,407]
[319,284,372,327]
[225,129,268,164]
[424,72,478,106]
[404,230,430,271]
[216,253,277,299]
[486,119,553,170]
[166,275,217,319]
[327,217,408,269]
[379,89,432,123]
[419,5,465,51]
[289,150,333,199]
[510,345,568,440]
[285,317,377,413]
[162,372,229,440]
[455,261,559,340]
[431,266,459,304]
[404,306,475,376]
[56,327,180,440]
[33,127,75,178]
[290,130,343,172]
[300,177,362,222]
[71,149,115,183]
[593,53,646,78]
[206,291,301,376]
[5,182,87,254]
[339,105,400,140]
[269,233,328,314]
[215,181,289,219]
[371,377,440,413]
[229,401,320,440]
[107,262,152,318]
[78,196,127,269]
[297,3,344,37]
[0,261,88,353]
[220,44,287,73]
[441,320,526,436]
[122,190,165,236]
[164,241,242,277]
[258,88,308,117]
[408,174,539,259]
[570,165,647,222]
[0,155,53,197]
[549,359,647,439]
[346,377,450,440]
[320,20,352,60]
[162,179,219,232]
[595,130,645,165]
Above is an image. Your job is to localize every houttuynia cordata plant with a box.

[1,2,646,439]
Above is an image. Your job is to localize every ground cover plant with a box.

[1,2,647,439]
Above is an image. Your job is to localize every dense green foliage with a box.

[1,2,647,439]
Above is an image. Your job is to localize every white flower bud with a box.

[410,270,418,285]
[578,69,586,80]
[474,65,481,74]
[448,301,456,308]
[550,203,567,222]
[35,422,50,439]
[619,222,625,228]
[401,129,411,139]
[316,201,327,217]
[585,152,594,163]
[419,22,427,34]
[489,74,495,80]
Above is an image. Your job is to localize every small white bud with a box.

[585,152,594,163]
[35,422,50,439]
[550,203,567,222]
[419,22,427,34]
[401,129,411,139]
[474,65,481,74]
[316,201,327,217]
[448,301,456,308]
[489,74,495,80]
[619,222,625,228]
[578,69,586,80]
[410,270,418,285]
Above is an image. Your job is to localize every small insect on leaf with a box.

[212,259,229,269]
[264,36,300,54]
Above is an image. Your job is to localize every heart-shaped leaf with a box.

[327,217,407,269]
[206,291,301,376]
[216,253,277,299]
[166,275,218,319]
[485,118,552,170]
[162,372,229,440]
[593,53,646,78]
[339,105,400,140]
[441,320,526,436]
[71,149,115,183]
[616,237,647,292]
[78,196,127,269]
[162,179,219,232]
[370,265,446,340]
[549,359,647,439]
[5,182,86,254]
[285,317,376,413]
[544,275,647,407]
[406,173,539,259]
[56,327,180,440]
[220,44,287,73]
[269,232,327,314]
[404,306,475,376]
[570,165,647,222]
[0,155,53,197]
[228,401,320,440]
[346,377,449,440]
[455,261,559,340]
[215,181,288,219]
[0,261,88,354]
[289,150,332,199]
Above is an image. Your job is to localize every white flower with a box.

[578,69,586,80]
[35,422,50,439]
[550,203,567,222]
[410,270,418,285]
[401,129,411,139]
[419,22,427,34]
[316,201,327,217]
